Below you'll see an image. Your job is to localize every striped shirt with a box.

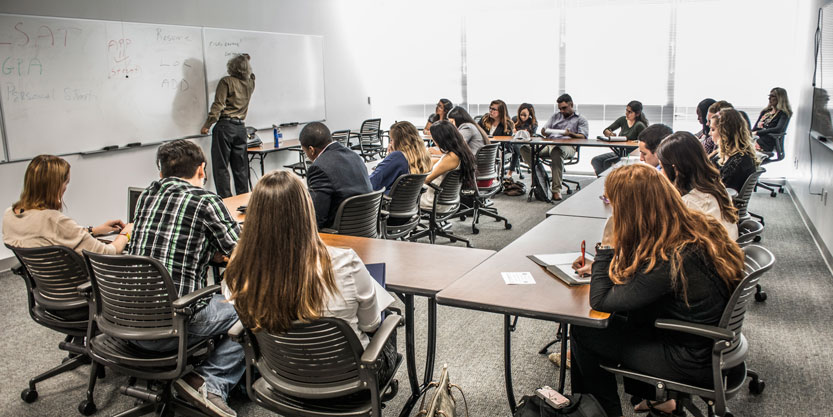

[128,177,240,298]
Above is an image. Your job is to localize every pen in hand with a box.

[581,240,586,267]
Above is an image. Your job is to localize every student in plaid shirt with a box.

[128,139,242,417]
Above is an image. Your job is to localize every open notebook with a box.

[528,252,594,286]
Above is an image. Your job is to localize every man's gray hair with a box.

[227,53,252,79]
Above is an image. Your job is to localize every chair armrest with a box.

[228,320,245,343]
[320,228,337,234]
[655,319,734,342]
[172,284,221,313]
[426,183,441,192]
[361,314,402,365]
[77,281,92,297]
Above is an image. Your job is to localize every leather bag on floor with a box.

[513,393,607,417]
[417,364,469,417]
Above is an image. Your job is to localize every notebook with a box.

[597,135,628,142]
[527,252,595,286]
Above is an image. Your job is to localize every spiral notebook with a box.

[527,252,594,286]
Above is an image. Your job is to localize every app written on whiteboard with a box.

[501,272,536,285]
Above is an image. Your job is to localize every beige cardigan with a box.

[2,207,117,256]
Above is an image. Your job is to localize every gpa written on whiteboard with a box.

[501,272,536,285]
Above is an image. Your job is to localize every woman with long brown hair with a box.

[479,99,515,137]
[370,121,432,194]
[711,108,757,192]
[223,170,396,376]
[657,131,739,240]
[3,155,131,255]
[569,164,745,417]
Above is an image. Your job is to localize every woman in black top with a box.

[569,164,745,417]
[591,100,650,175]
[711,108,758,192]
[508,103,538,179]
[478,99,514,137]
[751,87,792,154]
[424,98,453,133]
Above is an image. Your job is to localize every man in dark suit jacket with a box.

[301,122,372,229]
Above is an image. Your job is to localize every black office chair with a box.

[380,173,429,240]
[350,118,385,161]
[332,129,351,147]
[7,245,103,415]
[409,170,472,247]
[755,119,789,197]
[600,245,773,417]
[736,218,764,247]
[457,144,512,234]
[321,189,385,238]
[732,167,766,226]
[744,243,775,302]
[229,315,403,417]
[81,251,220,417]
[541,146,581,195]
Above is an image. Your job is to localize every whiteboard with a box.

[203,28,326,128]
[0,15,206,160]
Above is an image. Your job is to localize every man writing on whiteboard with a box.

[201,53,255,198]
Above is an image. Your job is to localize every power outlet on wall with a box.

[794,156,799,169]
[824,189,829,206]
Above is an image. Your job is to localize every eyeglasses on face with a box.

[489,107,499,112]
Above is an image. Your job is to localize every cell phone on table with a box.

[535,385,570,409]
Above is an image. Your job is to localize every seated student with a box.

[128,140,242,417]
[710,108,758,192]
[591,100,649,175]
[223,171,397,387]
[302,122,373,229]
[657,132,739,240]
[370,121,432,194]
[751,87,792,153]
[519,93,589,200]
[569,164,745,417]
[479,99,515,137]
[636,124,673,169]
[447,106,491,156]
[3,155,131,256]
[694,98,716,141]
[703,100,733,158]
[508,103,538,179]
[420,121,477,212]
[424,98,453,133]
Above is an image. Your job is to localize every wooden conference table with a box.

[436,215,610,413]
[545,177,611,219]
[246,138,304,179]
[222,193,495,416]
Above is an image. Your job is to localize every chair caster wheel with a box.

[753,235,762,242]
[21,388,38,403]
[519,173,525,180]
[566,189,573,195]
[472,228,480,235]
[749,378,765,395]
[778,188,785,193]
[459,215,467,221]
[382,379,399,402]
[755,291,767,302]
[78,399,97,416]
[505,223,512,230]
[770,191,777,197]
[576,185,581,190]
[450,238,457,243]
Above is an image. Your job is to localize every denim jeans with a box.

[132,294,244,400]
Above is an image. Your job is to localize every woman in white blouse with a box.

[223,170,396,377]
[656,132,739,240]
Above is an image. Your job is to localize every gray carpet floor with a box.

[0,174,830,417]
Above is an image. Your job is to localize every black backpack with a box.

[532,161,552,202]
[514,393,607,417]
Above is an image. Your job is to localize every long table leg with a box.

[504,314,518,414]
[424,297,437,385]
[399,294,421,417]
[558,323,569,392]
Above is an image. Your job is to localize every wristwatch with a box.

[595,242,612,251]
[86,226,94,236]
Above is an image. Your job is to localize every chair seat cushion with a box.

[32,304,88,333]
[253,378,373,417]
[89,334,211,370]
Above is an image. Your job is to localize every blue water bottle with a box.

[272,124,279,147]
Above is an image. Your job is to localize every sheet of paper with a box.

[531,252,592,266]
[372,279,396,311]
[502,272,536,285]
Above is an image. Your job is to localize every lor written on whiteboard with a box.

[0,15,206,160]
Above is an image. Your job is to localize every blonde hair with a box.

[389,121,432,174]
[604,164,744,303]
[713,108,756,164]
[765,87,793,118]
[224,171,339,333]
[13,155,70,212]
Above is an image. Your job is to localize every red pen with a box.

[581,240,586,267]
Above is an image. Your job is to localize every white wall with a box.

[0,0,371,260]
[788,0,833,262]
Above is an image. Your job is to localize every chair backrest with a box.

[564,146,580,165]
[84,252,179,340]
[9,245,89,310]
[733,167,765,218]
[331,129,350,147]
[251,317,366,399]
[387,173,429,219]
[736,219,764,246]
[435,169,463,207]
[359,118,382,144]
[718,245,774,362]
[767,117,790,163]
[328,189,385,238]
[474,144,500,183]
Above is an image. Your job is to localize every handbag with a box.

[417,364,469,417]
[513,393,607,417]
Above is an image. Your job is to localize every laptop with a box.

[128,187,144,223]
